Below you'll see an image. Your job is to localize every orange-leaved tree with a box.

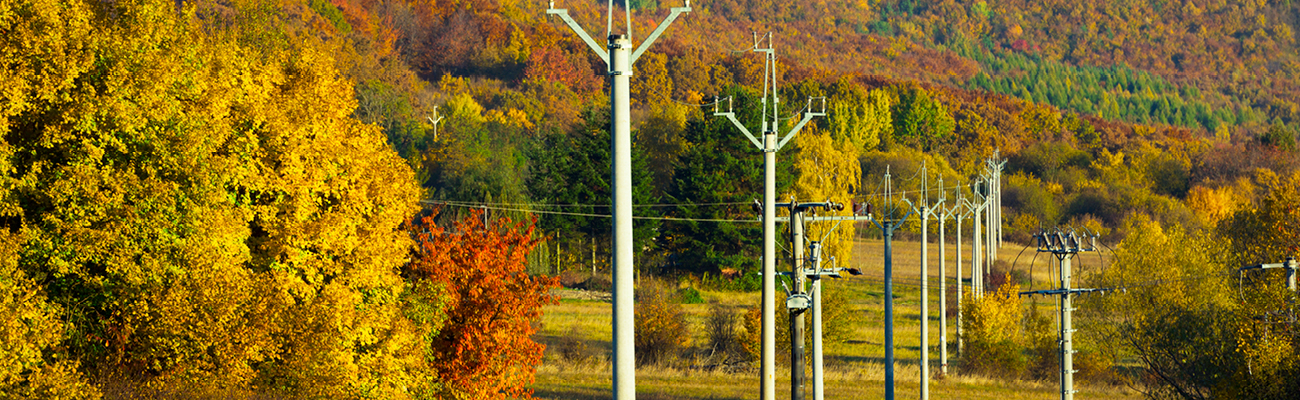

[408,209,558,399]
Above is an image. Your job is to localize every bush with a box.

[557,327,590,362]
[959,278,1028,378]
[738,281,862,366]
[635,279,688,366]
[677,287,705,304]
[704,303,747,364]
[987,260,1030,289]
[558,270,612,292]
[700,269,763,292]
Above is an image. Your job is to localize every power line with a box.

[427,199,750,209]
[420,200,760,223]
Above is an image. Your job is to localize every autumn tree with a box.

[3,0,430,396]
[891,86,955,152]
[407,209,559,399]
[827,79,893,152]
[959,281,1027,377]
[790,130,861,267]
[526,106,660,269]
[662,87,791,278]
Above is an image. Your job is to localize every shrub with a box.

[704,303,747,364]
[701,269,763,292]
[959,278,1028,378]
[635,279,688,366]
[557,327,590,362]
[987,260,1030,289]
[738,281,862,366]
[677,287,705,304]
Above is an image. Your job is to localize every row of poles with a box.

[541,2,1014,399]
[542,3,1295,399]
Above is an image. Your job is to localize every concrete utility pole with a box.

[953,186,969,355]
[774,200,841,400]
[426,106,443,140]
[983,156,1006,267]
[545,2,688,399]
[970,180,985,299]
[866,167,912,400]
[903,164,944,400]
[787,209,869,400]
[716,33,824,400]
[988,150,1006,249]
[937,177,952,375]
[1020,229,1106,400]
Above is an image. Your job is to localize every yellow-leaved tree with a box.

[790,129,861,267]
[958,280,1026,377]
[1081,215,1238,398]
[828,78,892,152]
[2,0,429,397]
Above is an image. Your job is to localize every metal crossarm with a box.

[1017,228,1105,400]
[545,6,609,65]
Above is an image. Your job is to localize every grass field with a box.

[530,238,1137,399]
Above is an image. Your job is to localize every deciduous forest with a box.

[2,0,1298,398]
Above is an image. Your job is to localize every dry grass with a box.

[532,357,1139,399]
[532,238,1135,399]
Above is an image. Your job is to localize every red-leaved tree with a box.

[408,209,558,399]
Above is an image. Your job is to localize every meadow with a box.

[530,237,1138,399]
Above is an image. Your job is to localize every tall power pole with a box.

[953,186,969,355]
[1020,229,1106,400]
[545,3,689,399]
[793,209,870,400]
[715,34,823,400]
[866,167,912,400]
[904,165,944,400]
[970,180,985,299]
[775,200,841,400]
[989,150,1006,249]
[937,177,951,375]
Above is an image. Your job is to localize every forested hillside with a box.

[343,0,1299,271]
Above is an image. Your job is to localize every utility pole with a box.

[774,200,842,400]
[1019,229,1106,400]
[970,180,985,299]
[983,156,1006,267]
[937,177,951,375]
[902,164,944,400]
[988,150,1006,249]
[426,106,443,140]
[866,167,912,400]
[545,3,689,399]
[716,33,824,400]
[953,186,968,355]
[786,208,870,400]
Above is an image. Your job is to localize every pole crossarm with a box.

[777,98,827,150]
[1024,228,1101,400]
[775,214,873,223]
[716,110,763,150]
[1240,259,1297,272]
[1239,256,1298,292]
[545,6,609,65]
[868,210,913,232]
[1019,287,1116,297]
[630,5,691,64]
